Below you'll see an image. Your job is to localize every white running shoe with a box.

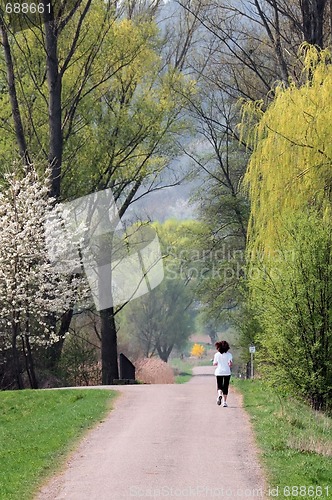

[217,395,222,405]
[223,401,228,407]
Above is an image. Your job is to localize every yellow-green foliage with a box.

[241,45,332,257]
[191,343,205,358]
[240,45,332,411]
[0,4,195,197]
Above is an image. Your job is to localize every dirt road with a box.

[37,366,267,499]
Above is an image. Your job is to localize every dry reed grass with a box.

[287,436,332,457]
[61,357,175,386]
[136,357,175,384]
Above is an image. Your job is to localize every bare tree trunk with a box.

[12,328,23,389]
[44,11,62,199]
[22,335,38,389]
[254,0,290,83]
[0,21,30,165]
[300,0,327,47]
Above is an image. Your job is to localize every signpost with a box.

[249,345,256,379]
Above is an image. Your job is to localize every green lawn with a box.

[233,379,332,499]
[0,389,117,500]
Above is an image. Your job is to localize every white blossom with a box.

[0,166,90,352]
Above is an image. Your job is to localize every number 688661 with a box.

[5,3,51,14]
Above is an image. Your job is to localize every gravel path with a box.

[36,366,267,499]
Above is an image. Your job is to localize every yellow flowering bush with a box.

[191,343,205,358]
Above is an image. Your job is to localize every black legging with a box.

[216,375,231,395]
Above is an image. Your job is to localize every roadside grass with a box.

[170,358,193,383]
[0,389,117,500]
[233,379,332,497]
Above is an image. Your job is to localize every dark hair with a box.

[215,340,230,354]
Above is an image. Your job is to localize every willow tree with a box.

[242,46,332,411]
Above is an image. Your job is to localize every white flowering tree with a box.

[0,166,87,389]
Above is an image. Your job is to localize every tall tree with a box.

[120,276,193,362]
[242,47,332,411]
[177,0,332,103]
[118,219,202,361]
[178,64,250,321]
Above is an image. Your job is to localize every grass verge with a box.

[233,379,332,498]
[170,358,193,383]
[0,388,118,500]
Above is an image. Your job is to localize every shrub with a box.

[191,343,205,358]
[135,357,174,384]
